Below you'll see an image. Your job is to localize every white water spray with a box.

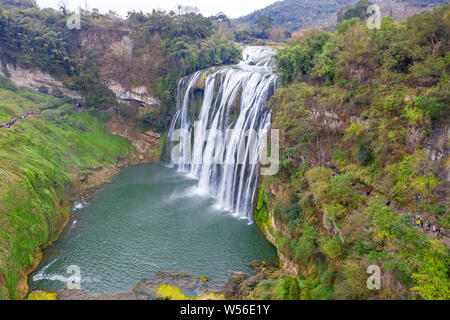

[166,47,279,221]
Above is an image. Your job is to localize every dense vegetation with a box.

[125,11,240,116]
[0,3,241,300]
[0,4,240,123]
[0,0,448,302]
[250,6,449,300]
[0,80,133,299]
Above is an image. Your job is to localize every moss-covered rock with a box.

[133,272,224,300]
[27,290,58,300]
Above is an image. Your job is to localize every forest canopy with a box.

[0,5,240,109]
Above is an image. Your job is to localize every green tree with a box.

[276,31,330,83]
[357,145,374,166]
[411,241,450,300]
[256,14,272,32]
[337,0,372,23]
[282,277,301,300]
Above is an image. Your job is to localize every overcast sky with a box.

[35,0,277,18]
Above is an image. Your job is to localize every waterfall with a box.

[165,46,278,221]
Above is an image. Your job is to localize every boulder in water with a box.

[231,271,246,283]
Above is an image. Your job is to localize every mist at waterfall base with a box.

[165,46,279,221]
[30,47,279,294]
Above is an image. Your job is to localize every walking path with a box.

[357,186,448,247]
[0,111,41,129]
[0,103,117,130]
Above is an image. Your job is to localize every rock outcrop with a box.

[106,116,161,162]
[0,61,81,100]
[105,79,160,107]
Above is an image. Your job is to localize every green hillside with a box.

[242,6,450,300]
[0,78,133,299]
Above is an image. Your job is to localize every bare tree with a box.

[176,4,200,16]
[58,0,69,16]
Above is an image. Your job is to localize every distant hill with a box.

[0,0,37,9]
[235,0,356,32]
[235,0,448,32]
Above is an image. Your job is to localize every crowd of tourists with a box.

[416,215,443,239]
[0,111,41,129]
[356,183,444,240]
[76,102,92,111]
[1,102,114,130]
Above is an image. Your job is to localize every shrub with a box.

[336,17,360,34]
[276,30,330,84]
[344,121,364,141]
[414,95,445,122]
[305,167,331,202]
[426,203,447,216]
[386,150,441,206]
[357,145,374,166]
[330,173,362,209]
[88,109,111,123]
[333,150,346,162]
[320,269,337,286]
[411,241,450,300]
[0,75,17,91]
[295,227,318,263]
[38,86,48,94]
[321,236,345,259]
[335,260,371,299]
[67,118,87,131]
[42,109,63,124]
[59,104,75,115]
[403,105,423,125]
[274,202,303,232]
[323,204,347,226]
[440,214,450,230]
[51,88,64,99]
[282,277,302,300]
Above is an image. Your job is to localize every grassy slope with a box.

[0,86,132,299]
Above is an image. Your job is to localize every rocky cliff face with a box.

[106,114,161,162]
[0,61,81,100]
[256,101,449,280]
[105,80,160,107]
[311,106,449,184]
[378,0,444,22]
[77,24,162,108]
[0,23,162,108]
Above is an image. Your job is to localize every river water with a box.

[30,163,277,293]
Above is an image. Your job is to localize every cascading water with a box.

[165,46,278,221]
